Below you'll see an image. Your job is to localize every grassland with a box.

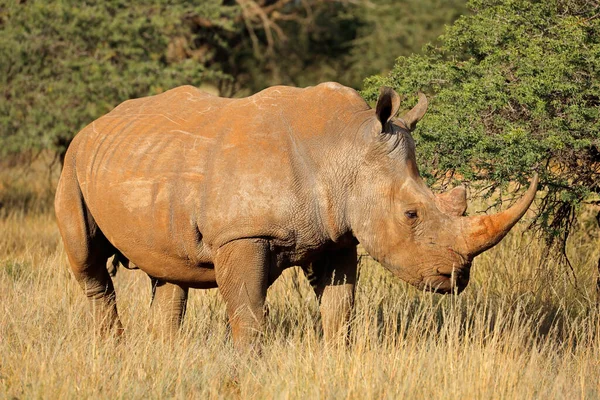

[1,163,599,399]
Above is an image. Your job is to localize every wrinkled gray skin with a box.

[55,83,538,351]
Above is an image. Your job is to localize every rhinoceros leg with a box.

[214,239,270,352]
[150,277,189,338]
[55,163,123,336]
[303,246,357,345]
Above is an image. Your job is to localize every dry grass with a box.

[1,167,599,399]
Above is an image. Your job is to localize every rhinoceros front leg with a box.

[304,246,357,345]
[215,239,270,353]
[150,277,189,339]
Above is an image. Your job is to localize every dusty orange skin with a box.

[55,83,538,350]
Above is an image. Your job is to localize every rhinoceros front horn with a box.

[462,173,539,257]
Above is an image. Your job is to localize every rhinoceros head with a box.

[349,87,538,294]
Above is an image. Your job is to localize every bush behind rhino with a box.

[362,0,600,249]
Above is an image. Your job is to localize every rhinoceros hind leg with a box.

[59,223,123,336]
[150,277,189,339]
[55,162,123,336]
[214,239,270,353]
[74,254,123,337]
[303,246,357,346]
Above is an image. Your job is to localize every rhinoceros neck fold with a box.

[303,112,379,244]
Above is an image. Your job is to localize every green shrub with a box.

[363,0,600,248]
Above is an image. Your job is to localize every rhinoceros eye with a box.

[405,210,418,219]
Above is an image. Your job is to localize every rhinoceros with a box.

[55,83,538,350]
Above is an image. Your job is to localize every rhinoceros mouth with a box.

[420,275,457,294]
[420,265,471,295]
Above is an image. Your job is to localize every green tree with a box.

[363,0,600,249]
[341,0,467,86]
[237,0,467,89]
[1,0,238,160]
[1,0,466,162]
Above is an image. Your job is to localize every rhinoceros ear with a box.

[399,92,428,131]
[375,86,401,131]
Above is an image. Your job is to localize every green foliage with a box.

[363,0,600,247]
[1,0,466,160]
[342,0,467,85]
[1,0,235,157]
[254,0,467,89]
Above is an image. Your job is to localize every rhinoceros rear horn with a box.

[376,86,401,131]
[436,185,467,216]
[462,173,539,257]
[399,92,428,131]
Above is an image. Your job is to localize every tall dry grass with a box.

[1,164,599,399]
